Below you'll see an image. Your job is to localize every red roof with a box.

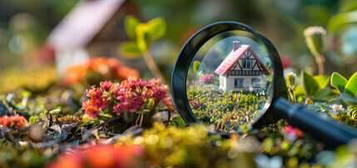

[214,45,268,75]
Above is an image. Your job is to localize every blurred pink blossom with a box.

[199,74,215,84]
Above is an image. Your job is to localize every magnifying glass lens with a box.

[186,30,274,132]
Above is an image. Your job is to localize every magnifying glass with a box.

[171,21,357,148]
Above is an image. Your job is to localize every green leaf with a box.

[136,24,149,52]
[328,11,357,34]
[124,15,140,39]
[330,72,348,93]
[133,17,166,52]
[146,17,166,41]
[302,71,320,97]
[118,42,142,59]
[313,75,332,101]
[313,75,329,89]
[344,72,357,97]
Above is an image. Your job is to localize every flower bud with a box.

[304,26,327,56]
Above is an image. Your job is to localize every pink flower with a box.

[199,74,215,84]
[111,79,167,115]
[82,83,110,117]
[82,79,173,117]
[281,56,291,69]
[100,81,113,91]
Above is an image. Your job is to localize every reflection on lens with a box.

[187,30,273,133]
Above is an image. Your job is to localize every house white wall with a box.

[221,75,267,92]
[219,75,227,90]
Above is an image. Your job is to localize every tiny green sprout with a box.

[286,72,297,88]
[304,27,326,56]
[120,16,167,83]
[304,26,327,75]
[286,72,297,102]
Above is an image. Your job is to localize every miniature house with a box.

[46,0,138,74]
[214,41,269,92]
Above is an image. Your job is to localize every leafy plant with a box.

[300,71,331,102]
[119,16,167,82]
[330,72,357,102]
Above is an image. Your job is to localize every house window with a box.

[234,78,244,88]
[252,78,261,88]
[242,59,253,69]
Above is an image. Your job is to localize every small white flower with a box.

[329,104,345,115]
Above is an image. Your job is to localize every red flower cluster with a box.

[82,79,173,117]
[0,115,28,129]
[47,144,144,168]
[64,57,140,85]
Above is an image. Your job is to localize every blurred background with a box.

[0,0,356,79]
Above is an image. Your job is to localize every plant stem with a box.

[142,52,166,83]
[315,54,325,75]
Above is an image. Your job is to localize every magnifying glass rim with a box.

[171,21,287,128]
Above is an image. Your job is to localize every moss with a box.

[187,85,268,132]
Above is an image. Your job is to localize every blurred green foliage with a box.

[0,142,49,168]
[119,16,166,58]
[0,67,56,93]
[0,0,356,77]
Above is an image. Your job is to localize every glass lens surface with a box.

[186,30,273,133]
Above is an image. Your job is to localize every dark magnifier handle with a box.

[274,98,357,148]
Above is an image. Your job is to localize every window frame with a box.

[234,78,244,88]
[251,77,261,88]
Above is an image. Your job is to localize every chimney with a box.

[233,41,240,51]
